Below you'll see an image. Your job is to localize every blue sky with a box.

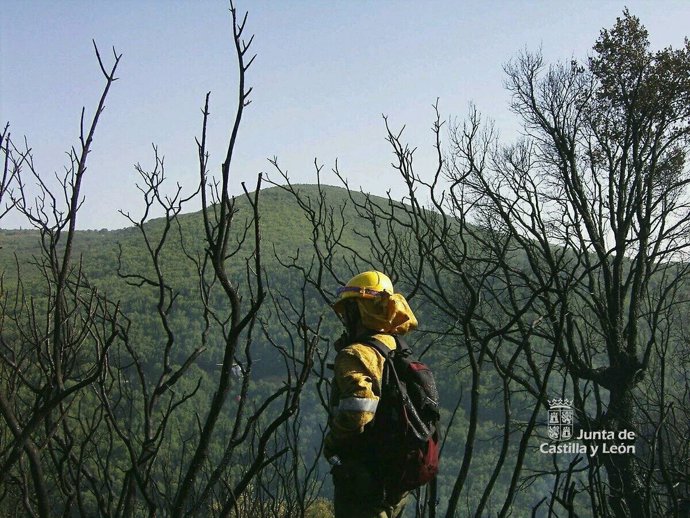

[2,1,689,229]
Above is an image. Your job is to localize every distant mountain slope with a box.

[0,183,370,286]
[0,183,563,515]
[0,183,392,370]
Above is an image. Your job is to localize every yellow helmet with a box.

[332,270,394,315]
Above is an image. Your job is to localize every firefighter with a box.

[325,270,418,518]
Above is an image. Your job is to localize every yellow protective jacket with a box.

[325,333,395,458]
[324,293,417,459]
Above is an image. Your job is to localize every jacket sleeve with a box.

[324,344,383,457]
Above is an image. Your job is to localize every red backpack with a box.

[362,335,441,493]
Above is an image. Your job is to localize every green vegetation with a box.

[0,185,550,516]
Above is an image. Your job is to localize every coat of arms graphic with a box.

[547,398,573,441]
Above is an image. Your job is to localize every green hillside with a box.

[15,180,679,517]
[2,185,370,370]
[0,183,545,516]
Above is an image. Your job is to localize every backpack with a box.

[361,335,441,493]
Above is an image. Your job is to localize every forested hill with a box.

[0,182,511,515]
[0,182,466,398]
[0,183,374,372]
[3,175,687,517]
[1,184,346,299]
[1,183,362,283]
[2,183,354,276]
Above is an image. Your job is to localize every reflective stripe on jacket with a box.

[324,333,396,458]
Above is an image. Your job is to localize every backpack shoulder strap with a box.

[393,335,411,356]
[357,334,395,360]
[357,335,405,392]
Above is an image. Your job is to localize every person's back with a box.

[325,271,418,518]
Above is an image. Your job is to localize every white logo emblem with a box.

[547,398,573,441]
